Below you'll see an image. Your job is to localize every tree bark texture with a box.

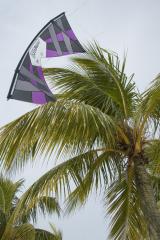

[134,157,160,240]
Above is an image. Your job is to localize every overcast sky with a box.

[1,0,160,239]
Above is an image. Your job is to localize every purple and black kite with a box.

[7,12,85,104]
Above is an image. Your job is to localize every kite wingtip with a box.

[51,12,65,22]
[7,94,11,101]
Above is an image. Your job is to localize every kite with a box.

[7,12,85,104]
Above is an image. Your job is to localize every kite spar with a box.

[7,12,85,104]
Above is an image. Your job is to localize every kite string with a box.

[66,0,105,41]
[66,0,90,17]
[66,0,95,40]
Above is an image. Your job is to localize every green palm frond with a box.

[0,100,116,172]
[137,74,160,134]
[0,177,24,214]
[151,175,160,205]
[17,148,124,211]
[0,185,5,214]
[5,193,61,235]
[65,151,124,214]
[0,209,6,238]
[4,152,93,232]
[49,224,62,240]
[0,176,61,240]
[21,196,60,223]
[13,223,35,240]
[141,74,160,117]
[44,43,137,118]
[144,140,160,174]
[9,149,124,222]
[14,150,101,209]
[1,223,35,240]
[106,169,148,240]
[35,228,60,240]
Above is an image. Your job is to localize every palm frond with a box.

[35,227,62,240]
[12,149,124,219]
[0,176,61,240]
[35,229,54,240]
[50,224,62,240]
[106,169,148,240]
[65,151,124,214]
[151,175,160,205]
[44,43,137,119]
[144,140,160,174]
[0,209,6,238]
[21,196,60,223]
[3,151,96,229]
[14,223,35,240]
[0,100,116,172]
[137,74,160,134]
[1,223,35,240]
[15,150,102,209]
[0,176,24,214]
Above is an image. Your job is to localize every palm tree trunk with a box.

[134,157,160,239]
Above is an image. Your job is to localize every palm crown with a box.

[0,43,160,239]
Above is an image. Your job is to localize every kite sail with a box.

[7,12,85,104]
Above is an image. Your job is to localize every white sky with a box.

[0,0,160,239]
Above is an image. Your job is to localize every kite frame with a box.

[7,12,65,100]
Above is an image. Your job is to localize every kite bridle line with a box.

[7,12,65,100]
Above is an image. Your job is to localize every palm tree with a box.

[0,176,61,240]
[0,43,160,239]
